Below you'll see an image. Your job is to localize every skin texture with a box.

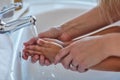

[24,39,63,63]
[23,26,120,72]
[23,6,120,66]
[28,4,120,66]
[39,6,110,42]
[55,33,120,72]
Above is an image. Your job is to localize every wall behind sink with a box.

[0,0,11,9]
[24,0,97,4]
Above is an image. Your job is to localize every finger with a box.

[39,55,45,66]
[61,54,72,69]
[37,39,50,47]
[22,50,29,60]
[31,55,35,63]
[23,49,30,56]
[26,45,45,53]
[42,38,55,42]
[22,53,28,60]
[37,39,52,48]
[54,47,70,64]
[59,27,81,42]
[26,50,43,55]
[70,65,78,71]
[69,61,79,71]
[45,59,51,66]
[78,64,87,73]
[37,39,46,46]
[42,38,63,45]
[24,37,38,46]
[31,55,39,63]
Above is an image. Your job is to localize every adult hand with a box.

[39,24,85,42]
[54,34,119,72]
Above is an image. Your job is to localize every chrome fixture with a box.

[0,16,36,33]
[0,3,22,19]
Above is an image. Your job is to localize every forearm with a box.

[91,56,120,71]
[86,31,120,71]
[61,6,110,36]
[64,26,120,47]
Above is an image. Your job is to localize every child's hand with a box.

[24,39,63,63]
[22,37,51,66]
[22,37,38,60]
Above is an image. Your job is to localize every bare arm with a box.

[64,26,120,72]
[59,6,109,40]
[39,6,110,41]
[92,56,120,71]
[39,5,120,42]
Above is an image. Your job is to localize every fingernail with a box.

[24,43,29,46]
[23,43,26,45]
[26,53,29,56]
[22,55,28,60]
[54,58,57,64]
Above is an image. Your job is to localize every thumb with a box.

[54,46,70,64]
[24,37,38,46]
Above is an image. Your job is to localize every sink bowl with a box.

[10,2,120,80]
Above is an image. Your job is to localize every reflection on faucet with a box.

[0,16,36,34]
[0,3,22,19]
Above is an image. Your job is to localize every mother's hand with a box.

[39,24,84,42]
[54,35,114,72]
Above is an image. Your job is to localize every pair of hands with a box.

[22,27,120,72]
[55,33,120,72]
[22,37,52,66]
[22,27,76,66]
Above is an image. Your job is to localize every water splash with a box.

[30,25,38,37]
[29,26,57,80]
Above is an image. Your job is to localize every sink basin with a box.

[10,2,120,80]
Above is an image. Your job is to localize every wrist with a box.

[104,33,120,57]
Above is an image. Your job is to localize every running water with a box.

[30,25,38,37]
[29,25,56,80]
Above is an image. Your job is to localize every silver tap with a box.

[0,3,22,19]
[0,16,36,34]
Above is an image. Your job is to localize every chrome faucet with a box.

[0,3,36,34]
[0,16,36,34]
[0,3,22,19]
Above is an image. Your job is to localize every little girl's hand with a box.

[22,37,51,66]
[25,39,63,63]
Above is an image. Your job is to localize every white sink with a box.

[10,2,120,80]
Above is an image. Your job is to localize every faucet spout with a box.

[0,16,36,34]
